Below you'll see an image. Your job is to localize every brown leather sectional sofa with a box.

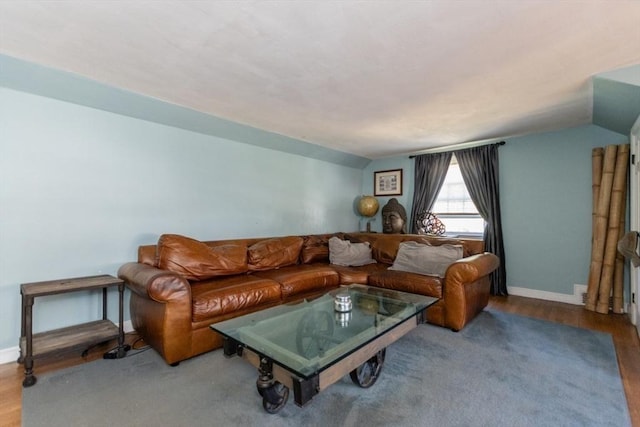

[118,232,500,365]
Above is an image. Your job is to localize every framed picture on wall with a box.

[374,169,403,196]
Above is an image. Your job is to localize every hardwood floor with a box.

[1,295,639,426]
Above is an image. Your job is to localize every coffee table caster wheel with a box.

[261,382,289,414]
[350,348,386,388]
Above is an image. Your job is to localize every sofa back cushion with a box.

[370,236,422,264]
[388,241,463,277]
[300,235,330,264]
[344,233,432,265]
[248,236,304,271]
[138,244,157,266]
[156,234,248,280]
[299,233,352,264]
[346,232,483,261]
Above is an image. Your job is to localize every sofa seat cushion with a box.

[254,264,340,298]
[368,270,442,298]
[191,275,282,322]
[331,263,389,285]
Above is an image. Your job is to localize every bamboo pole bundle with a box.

[592,148,604,238]
[596,144,629,314]
[612,145,629,314]
[585,145,618,312]
[612,189,627,313]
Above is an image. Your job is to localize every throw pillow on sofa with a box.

[156,234,248,281]
[388,241,463,277]
[328,237,376,266]
[248,236,304,271]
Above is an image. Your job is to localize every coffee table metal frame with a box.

[211,284,437,413]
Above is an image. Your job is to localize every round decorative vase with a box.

[357,195,379,218]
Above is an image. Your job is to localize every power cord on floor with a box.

[103,337,151,359]
[103,344,131,359]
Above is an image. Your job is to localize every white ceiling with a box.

[1,1,639,159]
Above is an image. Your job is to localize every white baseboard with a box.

[507,284,587,306]
[0,345,19,365]
[0,320,134,365]
[508,284,629,313]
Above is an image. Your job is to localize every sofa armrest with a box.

[443,252,500,331]
[117,262,191,303]
[118,262,193,364]
[445,253,500,285]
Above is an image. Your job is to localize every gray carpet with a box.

[23,310,631,427]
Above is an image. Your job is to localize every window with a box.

[432,155,485,237]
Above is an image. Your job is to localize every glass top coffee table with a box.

[210,284,437,413]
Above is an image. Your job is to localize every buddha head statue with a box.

[381,198,407,234]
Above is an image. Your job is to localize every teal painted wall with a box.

[0,54,370,169]
[0,87,363,351]
[363,125,628,297]
[593,64,640,136]
[596,63,640,86]
[593,79,640,136]
[501,125,628,294]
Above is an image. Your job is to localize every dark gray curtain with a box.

[455,144,507,295]
[410,151,453,234]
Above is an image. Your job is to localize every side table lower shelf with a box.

[19,320,120,360]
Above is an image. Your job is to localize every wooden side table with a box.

[18,274,129,387]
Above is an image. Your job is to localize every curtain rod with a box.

[408,140,505,159]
